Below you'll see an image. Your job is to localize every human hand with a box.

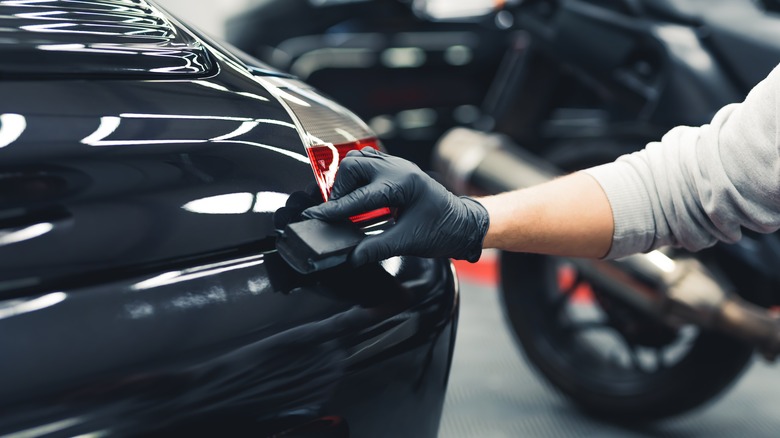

[302,147,489,265]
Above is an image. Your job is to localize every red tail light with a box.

[306,139,392,223]
[262,77,393,225]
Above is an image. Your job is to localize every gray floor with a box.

[439,281,780,438]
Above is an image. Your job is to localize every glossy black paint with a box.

[0,74,308,295]
[0,1,459,436]
[0,0,214,78]
[0,253,458,437]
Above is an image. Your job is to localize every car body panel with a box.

[0,253,457,437]
[0,0,215,78]
[0,1,459,436]
[0,72,310,296]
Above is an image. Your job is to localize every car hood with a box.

[0,0,288,78]
[0,0,218,78]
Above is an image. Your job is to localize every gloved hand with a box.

[302,147,490,266]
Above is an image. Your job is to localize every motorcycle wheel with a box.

[500,250,754,421]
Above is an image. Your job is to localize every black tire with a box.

[500,251,754,421]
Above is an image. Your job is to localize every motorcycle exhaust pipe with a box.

[433,128,780,360]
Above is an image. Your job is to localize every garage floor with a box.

[439,254,780,438]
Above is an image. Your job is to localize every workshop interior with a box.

[1,0,779,437]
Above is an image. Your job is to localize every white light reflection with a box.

[182,192,255,214]
[307,134,327,146]
[14,11,65,20]
[150,65,196,74]
[192,80,230,92]
[182,191,290,215]
[318,143,340,190]
[122,17,147,24]
[381,47,426,68]
[81,116,120,145]
[131,255,265,291]
[21,22,118,37]
[80,113,300,152]
[120,113,253,122]
[210,121,259,141]
[124,301,154,320]
[4,0,60,5]
[335,127,358,143]
[0,292,67,321]
[290,48,374,80]
[236,91,269,102]
[255,119,296,130]
[415,0,497,20]
[247,276,270,295]
[655,25,713,72]
[192,81,269,102]
[309,0,371,5]
[646,250,677,274]
[397,108,437,129]
[130,271,179,290]
[212,140,309,163]
[1,417,83,438]
[495,10,514,29]
[444,45,472,66]
[380,256,403,276]
[252,77,358,121]
[168,286,227,310]
[167,52,202,71]
[274,88,311,108]
[0,113,26,148]
[369,115,395,137]
[37,43,137,55]
[253,191,290,213]
[0,222,53,247]
[89,139,206,147]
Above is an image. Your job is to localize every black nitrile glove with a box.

[274,183,322,230]
[302,147,490,266]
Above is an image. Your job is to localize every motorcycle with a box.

[432,0,780,421]
[228,0,780,421]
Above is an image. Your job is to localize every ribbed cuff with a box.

[582,164,656,259]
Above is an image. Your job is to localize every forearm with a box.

[584,64,780,258]
[477,172,614,258]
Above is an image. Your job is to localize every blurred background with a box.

[158,0,255,38]
[157,1,780,436]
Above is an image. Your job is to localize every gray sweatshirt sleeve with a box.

[584,64,780,259]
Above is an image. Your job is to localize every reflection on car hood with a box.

[0,67,314,297]
[0,0,214,77]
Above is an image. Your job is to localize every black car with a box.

[0,1,458,436]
